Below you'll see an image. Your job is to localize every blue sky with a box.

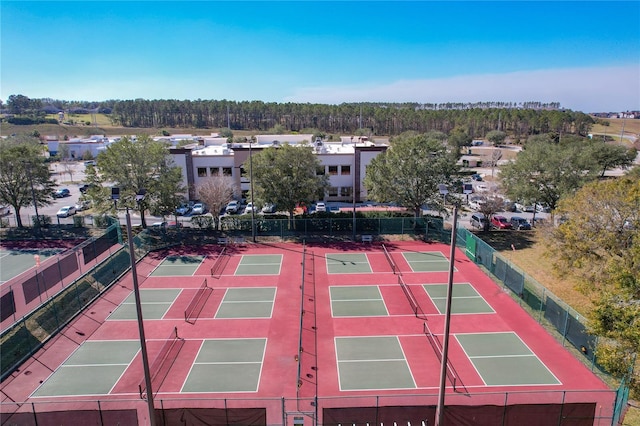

[2,1,639,112]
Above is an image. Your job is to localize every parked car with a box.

[244,202,258,215]
[54,188,71,198]
[468,197,486,211]
[535,203,551,213]
[225,201,240,214]
[176,203,192,216]
[56,206,76,217]
[261,203,277,214]
[191,203,206,215]
[510,216,532,230]
[315,202,326,213]
[471,173,483,181]
[74,200,91,211]
[491,215,512,229]
[470,213,489,230]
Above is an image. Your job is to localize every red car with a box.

[491,215,512,229]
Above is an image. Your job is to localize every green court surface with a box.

[326,253,372,274]
[423,283,494,314]
[182,338,266,393]
[335,336,416,390]
[108,289,181,320]
[215,287,276,318]
[402,251,452,272]
[234,254,282,275]
[0,248,62,283]
[32,341,140,397]
[150,255,205,276]
[330,286,388,317]
[456,332,561,386]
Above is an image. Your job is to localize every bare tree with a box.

[60,160,75,183]
[490,149,502,178]
[196,176,236,230]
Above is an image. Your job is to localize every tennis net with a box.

[381,244,398,274]
[423,321,458,390]
[210,246,228,278]
[398,274,423,317]
[184,278,212,323]
[139,326,184,398]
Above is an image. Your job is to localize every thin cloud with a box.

[284,65,640,112]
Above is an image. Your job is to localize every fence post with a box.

[502,392,509,426]
[97,400,105,426]
[561,308,570,347]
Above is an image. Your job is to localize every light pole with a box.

[113,188,156,426]
[435,184,458,426]
[249,137,256,242]
[352,160,357,241]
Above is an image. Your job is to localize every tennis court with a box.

[2,241,615,426]
[182,338,266,393]
[456,332,560,386]
[32,340,141,397]
[0,247,62,284]
[233,254,282,275]
[326,253,372,274]
[335,336,416,391]
[423,283,495,314]
[150,255,205,276]
[402,251,452,272]
[215,287,276,318]
[330,285,388,317]
[107,289,181,320]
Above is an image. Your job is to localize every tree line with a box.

[3,95,592,139]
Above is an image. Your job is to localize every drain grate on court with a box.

[234,254,282,275]
[32,340,140,397]
[335,336,416,391]
[456,332,561,386]
[423,283,494,314]
[215,287,276,318]
[150,255,205,276]
[326,253,372,274]
[402,251,452,272]
[330,286,388,317]
[108,289,181,320]
[182,338,266,393]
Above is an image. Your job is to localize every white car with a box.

[225,201,240,214]
[57,206,76,218]
[244,202,257,214]
[315,202,326,213]
[191,203,206,215]
[74,200,91,211]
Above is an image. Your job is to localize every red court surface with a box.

[0,241,615,425]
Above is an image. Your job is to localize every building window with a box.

[210,167,220,176]
[328,166,338,175]
[197,167,207,177]
[239,166,247,178]
[340,187,352,197]
[328,186,338,197]
[222,167,232,176]
[341,165,351,175]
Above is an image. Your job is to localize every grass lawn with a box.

[477,227,593,314]
[590,117,640,148]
